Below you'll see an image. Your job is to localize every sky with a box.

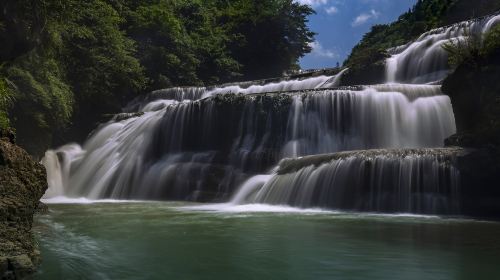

[297,0,417,69]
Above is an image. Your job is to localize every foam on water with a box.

[41,196,143,204]
[180,203,331,214]
[178,203,448,221]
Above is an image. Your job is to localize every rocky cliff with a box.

[0,131,47,279]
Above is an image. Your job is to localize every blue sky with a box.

[297,0,417,69]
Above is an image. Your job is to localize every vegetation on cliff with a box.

[442,25,500,147]
[0,0,314,156]
[344,0,500,69]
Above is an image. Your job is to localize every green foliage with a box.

[442,25,500,68]
[60,0,147,141]
[345,0,500,69]
[120,0,314,88]
[219,0,315,80]
[345,0,458,67]
[442,28,482,68]
[0,0,314,155]
[0,77,13,130]
[5,52,73,154]
[482,25,500,58]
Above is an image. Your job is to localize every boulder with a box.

[0,135,47,279]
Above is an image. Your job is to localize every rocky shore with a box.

[0,131,47,279]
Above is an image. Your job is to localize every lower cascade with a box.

[232,148,462,215]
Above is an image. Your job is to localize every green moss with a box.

[483,25,500,57]
[0,77,13,130]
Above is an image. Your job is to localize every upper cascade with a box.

[386,13,500,84]
[125,70,347,112]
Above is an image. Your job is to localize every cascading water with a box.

[125,71,346,112]
[386,13,500,84]
[43,81,456,202]
[232,148,462,215]
[44,13,500,215]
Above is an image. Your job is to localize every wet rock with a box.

[0,138,47,279]
[444,133,479,147]
[278,148,466,175]
[111,112,145,122]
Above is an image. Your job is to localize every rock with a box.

[278,148,466,174]
[110,112,145,122]
[339,62,387,86]
[444,133,479,147]
[35,202,49,215]
[442,62,500,147]
[0,129,15,145]
[0,138,47,279]
[9,255,35,279]
[454,147,500,219]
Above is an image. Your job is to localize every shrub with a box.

[0,76,14,130]
[482,24,500,58]
[442,27,482,68]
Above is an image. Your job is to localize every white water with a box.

[280,87,455,157]
[181,203,330,214]
[232,149,462,214]
[128,71,347,112]
[43,12,495,215]
[202,71,347,98]
[41,196,141,204]
[386,13,500,83]
[43,83,456,201]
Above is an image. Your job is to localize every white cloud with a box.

[352,9,380,27]
[309,41,338,58]
[295,0,329,8]
[325,6,339,15]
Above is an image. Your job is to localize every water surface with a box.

[33,202,500,280]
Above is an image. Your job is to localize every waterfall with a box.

[43,82,456,200]
[45,11,500,216]
[232,148,462,214]
[386,13,500,84]
[125,71,347,112]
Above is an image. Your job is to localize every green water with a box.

[32,202,500,280]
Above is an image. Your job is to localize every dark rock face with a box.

[339,62,387,86]
[442,62,500,147]
[454,148,500,219]
[442,61,500,219]
[0,136,47,279]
